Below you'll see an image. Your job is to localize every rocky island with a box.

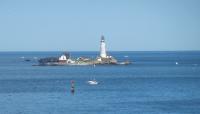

[37,36,130,66]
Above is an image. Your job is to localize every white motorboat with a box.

[87,80,98,85]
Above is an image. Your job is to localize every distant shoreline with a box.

[0,50,200,53]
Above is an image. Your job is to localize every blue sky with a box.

[0,0,200,51]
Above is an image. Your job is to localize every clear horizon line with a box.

[0,50,200,52]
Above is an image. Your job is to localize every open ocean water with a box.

[0,51,200,114]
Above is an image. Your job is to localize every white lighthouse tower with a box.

[100,35,107,58]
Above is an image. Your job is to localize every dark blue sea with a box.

[0,51,200,114]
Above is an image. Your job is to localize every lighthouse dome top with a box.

[101,35,105,42]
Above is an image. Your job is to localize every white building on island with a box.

[100,35,107,58]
